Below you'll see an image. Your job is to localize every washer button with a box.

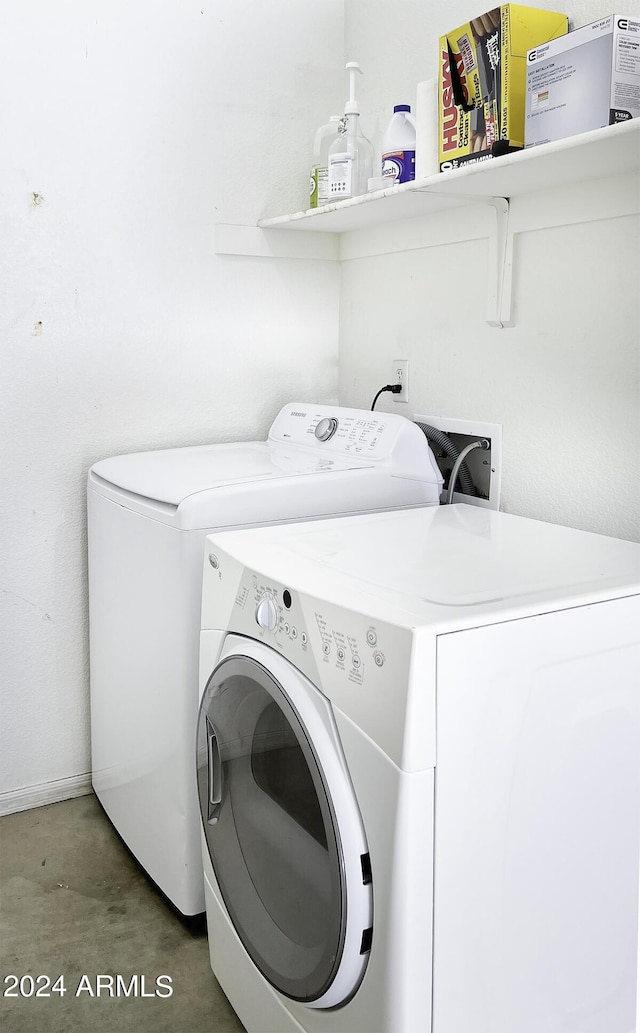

[352,654,361,669]
[366,629,377,646]
[374,652,384,667]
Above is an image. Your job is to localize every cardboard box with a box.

[439,5,568,170]
[525,15,640,147]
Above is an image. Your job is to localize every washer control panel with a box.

[268,402,423,461]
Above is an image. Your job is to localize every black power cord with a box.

[371,383,402,410]
[369,388,485,501]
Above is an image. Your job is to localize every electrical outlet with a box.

[391,359,409,403]
[414,413,502,510]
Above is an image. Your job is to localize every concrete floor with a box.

[0,794,245,1033]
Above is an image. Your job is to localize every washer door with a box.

[196,636,373,1009]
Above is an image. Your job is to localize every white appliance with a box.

[87,403,442,918]
[197,505,640,1033]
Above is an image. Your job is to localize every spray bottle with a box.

[328,63,374,201]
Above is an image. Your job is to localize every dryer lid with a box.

[89,441,371,507]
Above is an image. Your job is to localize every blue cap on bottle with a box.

[393,104,411,112]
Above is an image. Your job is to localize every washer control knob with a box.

[315,417,338,442]
[256,596,278,631]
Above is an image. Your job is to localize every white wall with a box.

[340,0,640,542]
[0,0,343,805]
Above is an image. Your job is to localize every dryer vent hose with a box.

[414,422,479,499]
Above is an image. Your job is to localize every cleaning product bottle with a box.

[310,116,342,209]
[328,63,374,201]
[381,104,416,184]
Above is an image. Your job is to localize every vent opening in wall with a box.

[414,414,502,510]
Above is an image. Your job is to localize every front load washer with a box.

[197,505,640,1033]
[87,403,442,918]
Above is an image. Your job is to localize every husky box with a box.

[439,4,568,170]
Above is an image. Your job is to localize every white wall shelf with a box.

[215,120,639,327]
[257,120,639,234]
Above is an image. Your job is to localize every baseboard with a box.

[0,772,93,817]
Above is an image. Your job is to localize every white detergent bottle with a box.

[310,116,342,208]
[328,63,374,201]
[381,104,416,184]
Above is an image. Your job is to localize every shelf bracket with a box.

[485,197,513,328]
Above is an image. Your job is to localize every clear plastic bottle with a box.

[310,117,342,209]
[328,63,374,201]
[381,104,417,184]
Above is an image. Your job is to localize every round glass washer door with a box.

[196,635,373,1009]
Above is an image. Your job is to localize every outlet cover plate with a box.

[391,359,409,403]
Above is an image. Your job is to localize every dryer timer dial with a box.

[256,596,278,631]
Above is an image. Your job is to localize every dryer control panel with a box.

[234,572,379,682]
[209,558,420,769]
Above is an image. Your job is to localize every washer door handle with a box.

[206,718,223,824]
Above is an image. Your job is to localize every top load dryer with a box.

[87,402,442,918]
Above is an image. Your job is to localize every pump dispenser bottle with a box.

[328,63,374,201]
